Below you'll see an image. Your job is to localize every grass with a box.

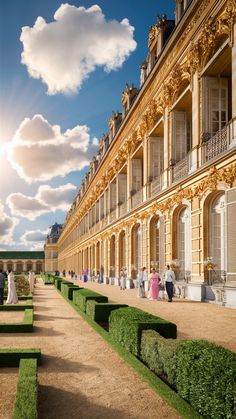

[55,286,202,419]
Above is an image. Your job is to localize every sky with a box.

[0,0,175,251]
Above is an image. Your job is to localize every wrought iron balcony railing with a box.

[148,175,162,197]
[201,118,236,164]
[131,189,143,208]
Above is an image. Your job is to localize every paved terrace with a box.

[70,277,236,353]
[0,280,181,419]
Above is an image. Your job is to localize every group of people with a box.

[120,265,175,302]
[0,269,35,305]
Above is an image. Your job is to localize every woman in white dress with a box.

[6,270,18,304]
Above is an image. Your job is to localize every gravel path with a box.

[0,369,18,419]
[0,311,24,322]
[0,280,181,419]
[71,278,236,352]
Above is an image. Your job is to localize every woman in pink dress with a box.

[149,268,160,300]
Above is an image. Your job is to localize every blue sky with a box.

[0,0,175,250]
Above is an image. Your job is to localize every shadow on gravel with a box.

[38,385,130,419]
[41,354,99,374]
[34,314,77,322]
[33,326,64,336]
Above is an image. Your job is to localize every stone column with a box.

[187,197,205,301]
[127,226,132,278]
[163,107,169,188]
[127,157,132,211]
[191,72,200,169]
[115,235,120,285]
[165,212,172,265]
[232,22,236,122]
[143,136,148,201]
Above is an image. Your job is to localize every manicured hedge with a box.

[0,349,41,367]
[141,330,182,388]
[86,300,128,322]
[72,288,108,312]
[176,340,236,419]
[13,358,38,419]
[0,308,33,333]
[0,299,33,310]
[109,307,177,356]
[61,283,81,300]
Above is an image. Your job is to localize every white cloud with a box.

[7,193,49,220]
[20,3,137,95]
[20,229,48,250]
[0,202,18,245]
[37,183,77,211]
[7,183,77,220]
[8,114,97,183]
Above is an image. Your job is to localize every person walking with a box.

[164,265,175,302]
[28,270,35,294]
[148,268,160,300]
[137,267,146,298]
[6,270,18,304]
[120,267,127,290]
[0,269,5,305]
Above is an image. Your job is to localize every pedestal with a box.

[187,283,205,301]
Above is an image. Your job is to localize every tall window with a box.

[150,216,160,270]
[177,207,192,273]
[209,194,226,271]
[171,111,191,163]
[203,77,228,139]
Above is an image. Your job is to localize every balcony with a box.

[201,118,236,164]
[148,176,162,197]
[119,201,127,217]
[172,153,192,182]
[131,189,143,208]
[109,209,117,223]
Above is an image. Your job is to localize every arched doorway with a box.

[36,261,42,273]
[7,261,13,272]
[119,230,126,273]
[110,235,116,277]
[131,223,142,279]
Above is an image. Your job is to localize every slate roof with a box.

[0,251,45,260]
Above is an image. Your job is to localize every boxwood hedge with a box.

[86,300,128,322]
[61,283,81,300]
[176,340,236,419]
[72,288,108,312]
[109,306,177,356]
[0,349,41,367]
[13,358,38,419]
[141,330,182,388]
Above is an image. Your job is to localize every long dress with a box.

[137,271,146,297]
[149,273,159,300]
[6,272,18,304]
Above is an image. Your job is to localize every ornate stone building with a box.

[48,0,236,307]
[0,251,44,273]
[44,223,63,272]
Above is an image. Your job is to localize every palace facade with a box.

[0,251,44,273]
[46,0,236,307]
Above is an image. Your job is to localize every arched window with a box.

[131,223,142,278]
[209,194,226,272]
[36,262,42,273]
[177,207,192,278]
